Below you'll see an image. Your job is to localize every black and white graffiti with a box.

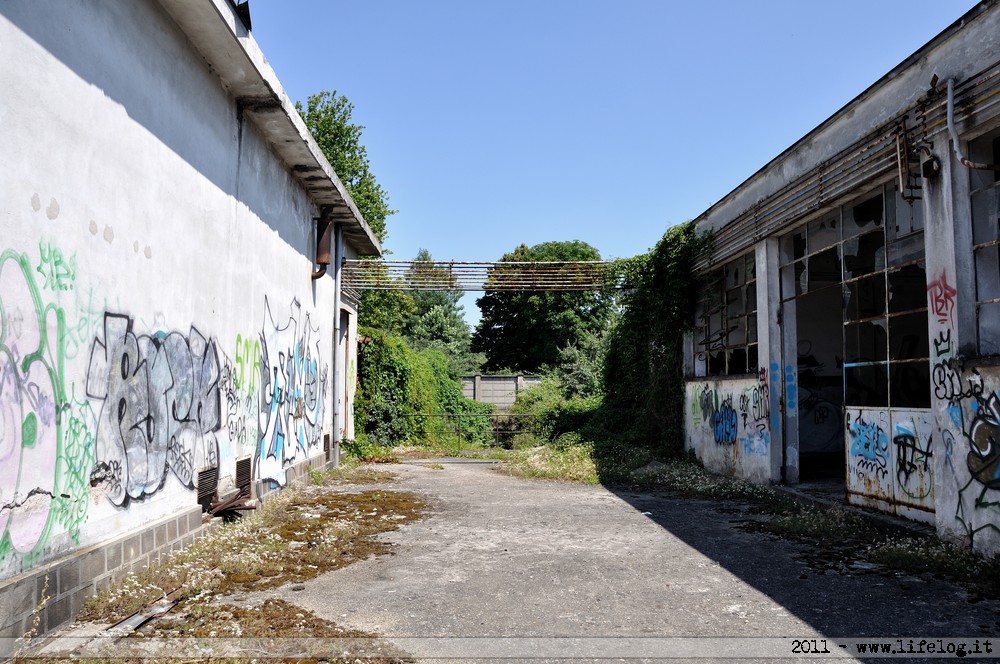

[255,298,328,486]
[86,313,220,506]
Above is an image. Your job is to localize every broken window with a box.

[970,130,1000,356]
[780,185,929,409]
[693,251,757,376]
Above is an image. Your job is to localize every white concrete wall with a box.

[685,376,772,483]
[0,2,349,579]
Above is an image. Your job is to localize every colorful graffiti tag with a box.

[848,410,890,482]
[0,248,93,565]
[255,298,328,486]
[86,314,221,506]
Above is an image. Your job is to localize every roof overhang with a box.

[155,0,382,257]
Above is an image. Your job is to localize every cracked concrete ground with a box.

[235,458,1000,663]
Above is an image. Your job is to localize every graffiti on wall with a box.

[1,248,93,564]
[924,271,1000,542]
[86,313,221,507]
[221,334,260,452]
[690,376,770,462]
[255,298,328,486]
[894,422,933,501]
[848,410,889,482]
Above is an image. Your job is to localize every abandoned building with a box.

[0,0,379,641]
[684,0,1000,553]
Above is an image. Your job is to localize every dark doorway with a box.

[795,285,845,480]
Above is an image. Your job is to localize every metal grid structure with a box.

[342,259,619,292]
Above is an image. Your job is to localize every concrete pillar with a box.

[755,238,784,483]
[924,131,977,544]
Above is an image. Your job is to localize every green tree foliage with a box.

[296,91,394,243]
[355,329,492,451]
[472,241,615,373]
[401,249,483,376]
[407,248,463,313]
[600,222,713,456]
[552,329,607,398]
[357,289,415,335]
[298,90,405,331]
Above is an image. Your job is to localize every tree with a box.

[296,91,394,242]
[298,90,405,330]
[406,248,463,315]
[402,249,483,376]
[472,241,615,373]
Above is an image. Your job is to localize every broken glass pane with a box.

[843,193,884,239]
[708,351,726,376]
[845,320,888,363]
[725,259,743,289]
[809,247,841,290]
[887,231,924,267]
[780,264,797,301]
[747,313,758,343]
[784,228,807,262]
[796,260,808,296]
[745,283,757,313]
[745,252,756,281]
[972,185,1000,245]
[808,214,840,255]
[968,134,1000,191]
[976,245,1000,302]
[890,361,930,408]
[889,311,929,360]
[888,263,927,313]
[845,363,889,407]
[728,348,748,375]
[846,273,886,321]
[843,229,885,279]
[747,345,759,373]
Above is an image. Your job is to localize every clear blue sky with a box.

[247,0,972,324]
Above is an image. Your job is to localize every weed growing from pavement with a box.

[497,444,600,484]
[78,470,426,625]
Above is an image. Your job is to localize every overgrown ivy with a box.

[597,221,713,457]
[355,329,493,451]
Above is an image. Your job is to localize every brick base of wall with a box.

[0,505,210,653]
[0,451,338,656]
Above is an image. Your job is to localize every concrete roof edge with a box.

[154,0,382,256]
[692,0,998,232]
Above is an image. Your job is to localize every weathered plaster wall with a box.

[685,372,773,483]
[0,1,342,580]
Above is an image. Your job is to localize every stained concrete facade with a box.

[0,0,378,641]
[683,0,1000,552]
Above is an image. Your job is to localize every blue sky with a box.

[247,1,973,324]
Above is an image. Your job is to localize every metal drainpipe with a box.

[332,223,344,467]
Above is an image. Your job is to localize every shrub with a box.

[355,329,493,451]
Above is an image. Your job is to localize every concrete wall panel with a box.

[0,2,346,580]
[685,374,772,483]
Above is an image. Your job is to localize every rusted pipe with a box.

[312,205,334,280]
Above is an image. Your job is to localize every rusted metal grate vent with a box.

[324,433,331,460]
[197,468,218,512]
[236,458,252,493]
